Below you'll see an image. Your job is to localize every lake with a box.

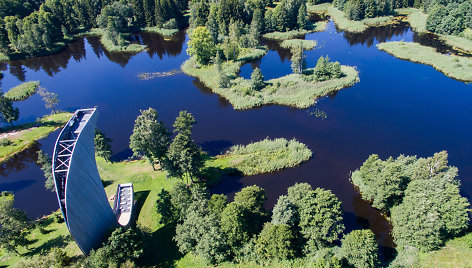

[1,20,471,252]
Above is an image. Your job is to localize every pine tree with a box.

[143,0,155,26]
[249,8,264,47]
[251,67,265,90]
[206,4,219,44]
[297,1,308,29]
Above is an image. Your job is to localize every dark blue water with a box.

[1,21,471,248]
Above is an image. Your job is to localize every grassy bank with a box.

[280,39,317,50]
[0,112,72,163]
[5,81,40,101]
[142,26,179,38]
[400,8,472,54]
[377,41,472,82]
[414,232,472,267]
[263,21,328,40]
[327,5,394,33]
[182,51,359,110]
[223,138,312,175]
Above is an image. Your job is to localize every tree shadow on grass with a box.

[24,234,72,257]
[141,223,182,267]
[134,190,150,221]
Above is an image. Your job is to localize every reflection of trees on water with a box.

[141,30,186,59]
[351,192,394,248]
[0,142,40,177]
[261,38,293,62]
[4,31,187,80]
[413,32,472,57]
[7,38,87,80]
[343,22,410,47]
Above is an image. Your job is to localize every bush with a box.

[0,139,13,146]
[163,18,178,29]
[16,247,70,268]
[252,223,297,262]
[314,56,342,81]
[340,229,380,268]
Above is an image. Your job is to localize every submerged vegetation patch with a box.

[138,70,182,80]
[5,81,40,101]
[223,138,312,175]
[377,41,472,82]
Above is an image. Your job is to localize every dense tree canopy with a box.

[129,107,170,170]
[0,192,30,254]
[340,229,380,268]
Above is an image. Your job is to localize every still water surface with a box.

[1,20,472,251]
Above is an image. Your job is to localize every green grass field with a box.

[0,113,72,163]
[415,232,472,268]
[5,81,40,101]
[377,41,472,82]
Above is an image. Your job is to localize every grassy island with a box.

[263,21,328,40]
[5,81,40,101]
[142,27,179,38]
[0,112,72,163]
[377,41,472,82]
[218,138,312,175]
[182,52,359,110]
[280,39,317,50]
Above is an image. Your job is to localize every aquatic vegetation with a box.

[138,70,182,80]
[377,41,472,82]
[5,81,40,101]
[309,108,328,119]
[280,39,318,50]
[224,138,312,175]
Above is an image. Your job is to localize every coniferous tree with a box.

[143,0,155,26]
[297,1,307,29]
[206,4,219,44]
[251,67,265,90]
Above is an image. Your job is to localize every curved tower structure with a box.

[52,108,122,254]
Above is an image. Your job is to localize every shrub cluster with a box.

[314,56,342,81]
[158,181,380,266]
[351,151,470,253]
[426,1,472,35]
